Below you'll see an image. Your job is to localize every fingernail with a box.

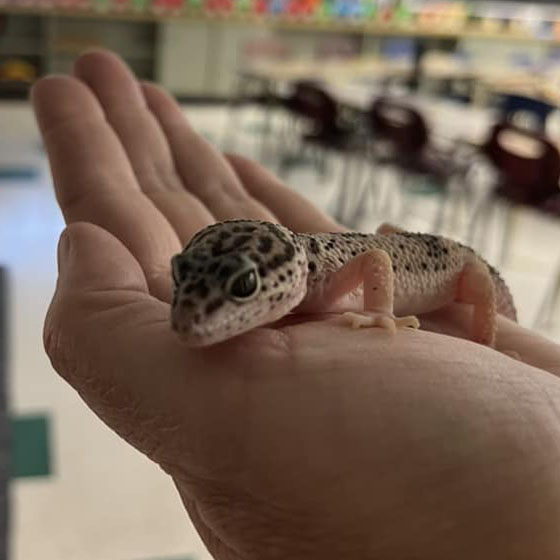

[57,229,72,275]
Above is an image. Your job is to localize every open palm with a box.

[33,50,560,559]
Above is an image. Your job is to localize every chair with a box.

[279,82,365,222]
[360,96,471,231]
[498,93,556,133]
[279,81,356,171]
[468,122,560,265]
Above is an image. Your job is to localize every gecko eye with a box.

[227,268,260,301]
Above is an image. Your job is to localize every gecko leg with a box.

[340,249,420,333]
[456,261,497,347]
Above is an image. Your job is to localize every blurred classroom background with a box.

[1,0,560,558]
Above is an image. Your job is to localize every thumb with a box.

[44,223,187,458]
[55,221,149,295]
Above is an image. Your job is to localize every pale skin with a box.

[33,50,560,559]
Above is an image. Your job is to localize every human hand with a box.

[33,50,560,559]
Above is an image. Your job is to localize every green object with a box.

[0,166,39,181]
[394,3,412,22]
[12,415,51,478]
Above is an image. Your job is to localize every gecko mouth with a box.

[171,296,303,347]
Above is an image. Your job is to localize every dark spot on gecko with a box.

[276,293,284,301]
[279,274,286,282]
[405,265,411,271]
[183,283,196,294]
[243,226,257,233]
[308,261,317,273]
[442,265,447,271]
[218,266,234,280]
[443,248,449,254]
[399,244,404,250]
[287,269,293,277]
[230,235,252,250]
[273,282,279,288]
[258,236,273,254]
[196,279,209,299]
[309,238,320,254]
[191,250,207,262]
[392,265,397,272]
[261,285,268,292]
[205,298,224,315]
[351,250,357,256]
[434,266,439,272]
[258,266,267,277]
[211,242,224,257]
[285,243,296,260]
[421,262,427,270]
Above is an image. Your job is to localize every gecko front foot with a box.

[342,312,420,334]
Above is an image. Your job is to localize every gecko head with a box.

[170,220,308,347]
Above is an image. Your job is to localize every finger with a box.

[74,50,213,244]
[31,75,180,301]
[141,81,277,223]
[226,153,346,233]
[421,305,560,377]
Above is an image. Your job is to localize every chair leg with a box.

[346,160,371,228]
[534,260,560,328]
[396,170,413,225]
[497,202,515,267]
[332,153,355,224]
[466,190,493,251]
[222,75,247,152]
[432,184,448,233]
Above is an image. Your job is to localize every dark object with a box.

[369,97,429,158]
[468,122,560,266]
[364,96,471,231]
[283,81,353,149]
[499,93,556,132]
[481,122,560,206]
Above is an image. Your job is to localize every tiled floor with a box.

[1,100,559,560]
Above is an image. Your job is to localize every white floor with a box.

[1,100,559,560]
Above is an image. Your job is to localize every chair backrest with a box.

[482,122,560,205]
[499,93,555,133]
[368,97,429,154]
[287,82,339,131]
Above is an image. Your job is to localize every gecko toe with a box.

[394,315,421,329]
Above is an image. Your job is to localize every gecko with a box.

[170,219,517,347]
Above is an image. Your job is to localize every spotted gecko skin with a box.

[171,219,516,347]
